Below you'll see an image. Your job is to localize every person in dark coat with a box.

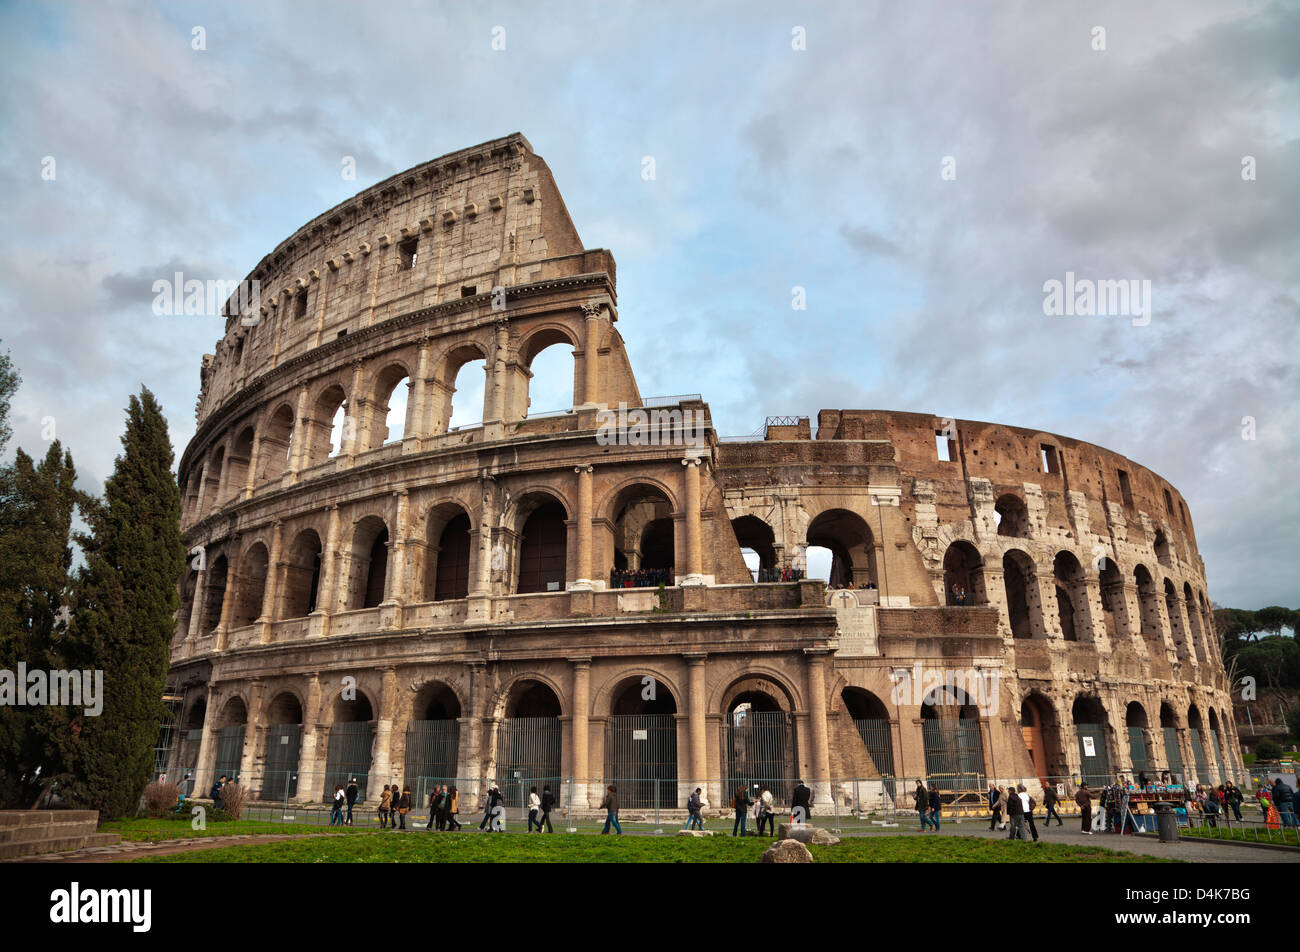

[916,780,933,831]
[1005,781,1025,840]
[600,784,622,835]
[1043,783,1063,826]
[539,784,555,833]
[479,783,503,831]
[396,785,412,830]
[732,785,753,837]
[345,778,358,826]
[791,779,812,823]
[927,783,943,831]
[1075,783,1094,834]
[987,783,1001,830]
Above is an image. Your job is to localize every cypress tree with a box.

[52,388,183,817]
[0,442,77,807]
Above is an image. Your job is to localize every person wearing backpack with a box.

[378,784,392,829]
[527,786,543,832]
[539,784,556,833]
[330,784,346,826]
[345,778,358,826]
[684,787,704,830]
[732,785,753,836]
[396,785,412,830]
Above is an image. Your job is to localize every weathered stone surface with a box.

[778,824,840,845]
[760,839,813,864]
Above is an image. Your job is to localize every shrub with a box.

[1256,738,1282,761]
[143,781,181,814]
[219,781,248,819]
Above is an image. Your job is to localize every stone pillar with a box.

[406,338,432,450]
[310,505,340,637]
[258,521,283,644]
[299,674,324,803]
[214,442,232,508]
[463,661,487,802]
[804,650,833,807]
[382,491,409,628]
[238,679,264,783]
[187,559,209,644]
[580,302,603,407]
[467,479,495,621]
[214,537,239,651]
[681,457,704,583]
[571,657,592,806]
[571,465,594,588]
[686,654,711,803]
[371,667,398,791]
[288,384,310,480]
[345,359,366,459]
[243,431,261,499]
[487,318,509,430]
[193,683,220,798]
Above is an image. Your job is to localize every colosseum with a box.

[164,133,1243,817]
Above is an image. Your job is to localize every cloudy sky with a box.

[0,1,1295,611]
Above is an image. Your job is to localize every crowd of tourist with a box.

[609,567,674,588]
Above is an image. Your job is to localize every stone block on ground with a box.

[760,839,813,863]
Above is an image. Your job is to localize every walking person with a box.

[791,778,812,824]
[1005,781,1024,840]
[1226,781,1243,822]
[1076,783,1094,834]
[684,787,705,831]
[928,783,943,832]
[1043,783,1063,826]
[732,785,753,837]
[539,784,555,833]
[758,787,775,836]
[479,782,503,831]
[447,786,462,831]
[427,785,440,831]
[1019,785,1039,842]
[528,786,543,832]
[600,784,622,835]
[345,778,358,826]
[378,784,392,829]
[396,785,411,830]
[330,784,345,826]
[915,780,932,831]
[987,782,1001,830]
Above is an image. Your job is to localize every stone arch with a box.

[344,514,390,610]
[1153,529,1171,568]
[324,689,375,801]
[721,674,797,800]
[1053,550,1087,642]
[513,491,569,595]
[1183,582,1206,663]
[200,553,229,634]
[1097,556,1130,640]
[1072,694,1112,786]
[261,690,304,799]
[605,480,677,583]
[604,674,679,808]
[515,324,579,419]
[1133,564,1163,648]
[232,540,269,628]
[806,508,877,589]
[838,686,896,785]
[405,680,463,794]
[1164,578,1191,660]
[422,501,473,601]
[177,569,198,640]
[1021,691,1066,782]
[1002,548,1041,638]
[919,683,986,795]
[433,341,490,433]
[305,382,348,465]
[1125,700,1153,777]
[493,677,564,801]
[204,445,226,516]
[943,541,986,606]
[226,425,255,502]
[257,402,295,484]
[281,528,323,618]
[217,695,248,728]
[364,361,414,450]
[731,515,778,581]
[995,493,1030,538]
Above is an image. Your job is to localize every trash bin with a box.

[1153,801,1179,842]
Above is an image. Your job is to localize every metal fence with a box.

[921,719,986,797]
[725,711,795,804]
[1075,723,1111,787]
[495,717,562,810]
[604,714,677,808]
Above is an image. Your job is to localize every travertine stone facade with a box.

[166,134,1241,812]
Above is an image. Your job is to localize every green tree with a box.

[1256,738,1282,761]
[49,388,183,818]
[1257,606,1296,638]
[0,442,78,807]
[0,340,18,455]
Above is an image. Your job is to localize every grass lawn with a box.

[131,831,1176,863]
[100,816,371,842]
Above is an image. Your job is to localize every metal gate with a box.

[853,717,897,803]
[323,722,373,801]
[1210,731,1226,785]
[214,726,245,781]
[604,713,677,809]
[725,711,794,803]
[405,720,460,808]
[495,717,561,809]
[1127,727,1150,776]
[1075,723,1110,786]
[1162,727,1184,781]
[921,718,985,793]
[178,729,202,794]
[1189,728,1209,783]
[262,724,300,800]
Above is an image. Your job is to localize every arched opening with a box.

[1002,550,1039,638]
[1125,702,1152,778]
[604,676,678,809]
[184,469,203,521]
[1153,529,1171,568]
[841,688,895,801]
[257,404,295,484]
[1207,708,1226,785]
[920,684,986,800]
[344,515,389,610]
[610,484,675,588]
[1020,693,1065,784]
[496,679,562,809]
[724,679,796,803]
[1184,582,1205,663]
[515,494,567,594]
[226,426,255,502]
[177,570,197,641]
[405,682,462,808]
[366,364,411,449]
[1098,557,1129,640]
[1072,695,1111,786]
[200,555,228,634]
[518,333,576,418]
[806,509,877,589]
[176,697,206,795]
[306,385,347,466]
[1053,551,1087,642]
[1164,578,1190,659]
[281,529,323,618]
[214,697,247,783]
[943,541,986,606]
[1187,705,1210,783]
[731,515,779,582]
[994,494,1030,538]
[261,692,303,800]
[1134,565,1162,648]
[424,504,471,601]
[1159,703,1184,782]
[204,447,225,516]
[233,542,269,628]
[444,348,487,432]
[324,691,374,801]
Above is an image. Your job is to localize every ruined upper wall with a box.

[818,408,1202,568]
[196,133,601,426]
